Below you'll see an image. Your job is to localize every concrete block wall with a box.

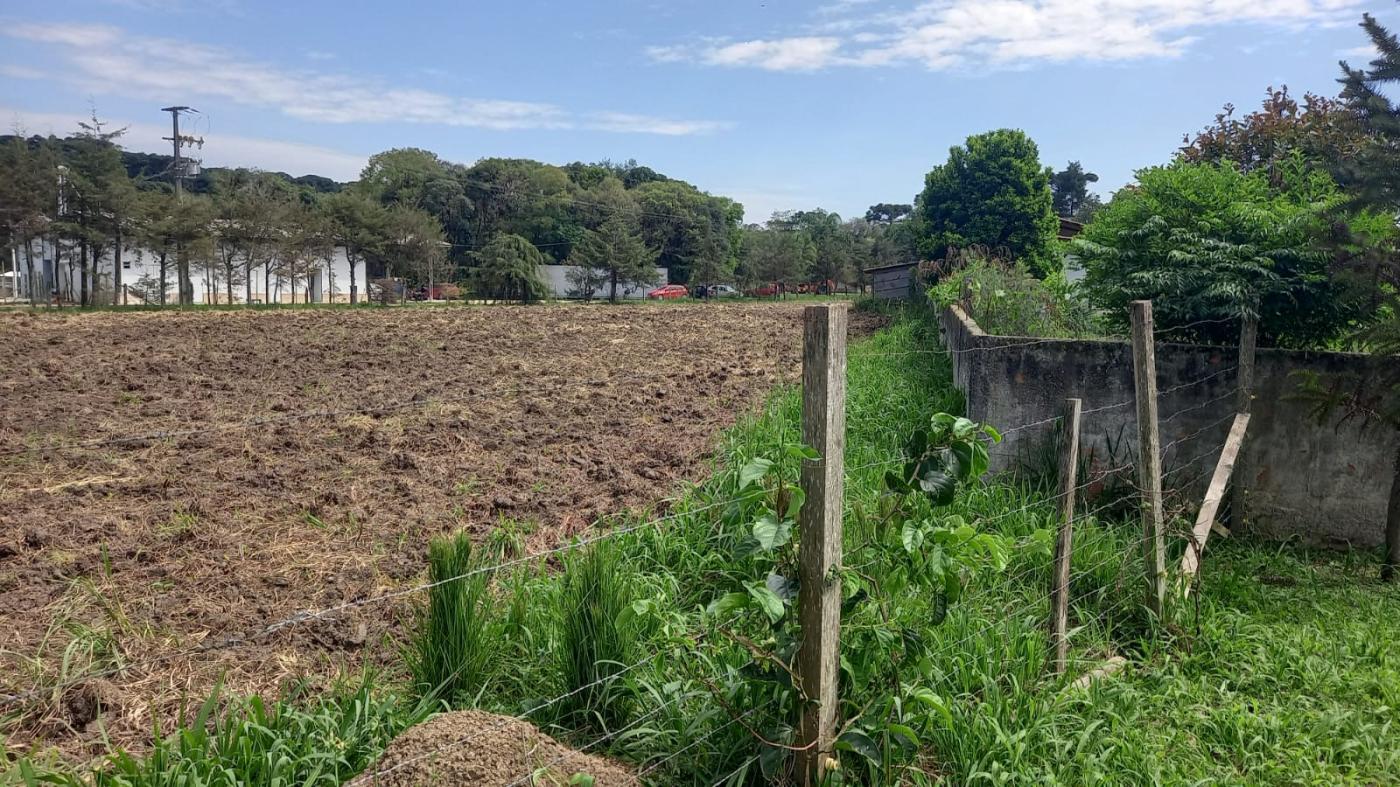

[940,305,1399,548]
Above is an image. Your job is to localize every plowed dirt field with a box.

[0,301,881,754]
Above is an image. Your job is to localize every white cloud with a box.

[2,106,368,180]
[707,37,846,71]
[650,36,849,72]
[0,64,46,80]
[1338,44,1379,60]
[5,22,729,136]
[650,0,1368,72]
[586,112,733,135]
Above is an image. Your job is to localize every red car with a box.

[747,283,783,298]
[647,284,688,300]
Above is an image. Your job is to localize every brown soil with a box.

[362,710,639,787]
[0,301,883,757]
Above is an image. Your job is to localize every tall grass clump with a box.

[553,542,637,731]
[407,530,500,706]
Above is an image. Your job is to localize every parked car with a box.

[647,284,688,300]
[708,284,741,298]
[411,284,461,301]
[747,282,783,298]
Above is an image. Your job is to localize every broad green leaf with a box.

[951,416,978,440]
[942,444,970,481]
[909,687,955,728]
[982,423,1003,443]
[918,468,958,506]
[752,514,792,552]
[738,457,774,489]
[786,443,821,461]
[707,592,750,618]
[745,581,786,623]
[901,520,925,554]
[784,484,806,518]
[835,729,882,763]
[887,722,920,750]
[944,568,962,603]
[765,571,798,601]
[969,442,990,478]
[907,429,929,459]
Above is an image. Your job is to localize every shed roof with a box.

[862,261,918,274]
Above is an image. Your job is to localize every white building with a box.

[6,239,368,306]
[2,242,670,305]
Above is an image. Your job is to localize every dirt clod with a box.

[61,679,122,729]
[367,710,640,787]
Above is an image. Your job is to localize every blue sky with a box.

[2,0,1393,222]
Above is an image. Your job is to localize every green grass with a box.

[7,675,432,787]
[7,306,1398,786]
[552,542,638,732]
[406,531,500,707]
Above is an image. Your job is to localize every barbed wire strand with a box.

[0,493,744,710]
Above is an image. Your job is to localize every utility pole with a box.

[161,106,200,199]
[162,106,201,304]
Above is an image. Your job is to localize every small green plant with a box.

[407,531,501,706]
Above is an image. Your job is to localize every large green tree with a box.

[572,213,657,302]
[915,129,1059,277]
[1050,161,1100,220]
[472,233,550,303]
[323,189,389,304]
[0,135,58,302]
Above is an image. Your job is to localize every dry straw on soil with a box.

[0,302,883,757]
[364,710,640,786]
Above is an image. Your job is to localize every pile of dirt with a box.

[364,710,640,786]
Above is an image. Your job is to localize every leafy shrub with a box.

[928,251,1097,338]
[1076,158,1360,347]
[408,531,501,706]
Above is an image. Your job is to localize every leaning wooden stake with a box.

[1229,316,1258,529]
[1180,412,1251,588]
[1130,301,1167,617]
[796,304,847,785]
[1049,398,1082,674]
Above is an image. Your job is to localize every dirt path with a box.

[0,301,882,755]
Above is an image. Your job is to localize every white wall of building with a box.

[8,240,368,305]
[540,265,667,300]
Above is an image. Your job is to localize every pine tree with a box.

[1329,7,1400,579]
[572,213,657,302]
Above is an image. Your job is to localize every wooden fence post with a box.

[1050,397,1082,674]
[1229,316,1258,529]
[1180,413,1251,587]
[1130,301,1166,617]
[796,304,847,785]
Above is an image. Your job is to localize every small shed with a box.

[864,261,918,300]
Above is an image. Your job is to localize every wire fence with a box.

[2,303,1256,786]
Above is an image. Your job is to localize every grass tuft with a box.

[407,530,500,707]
